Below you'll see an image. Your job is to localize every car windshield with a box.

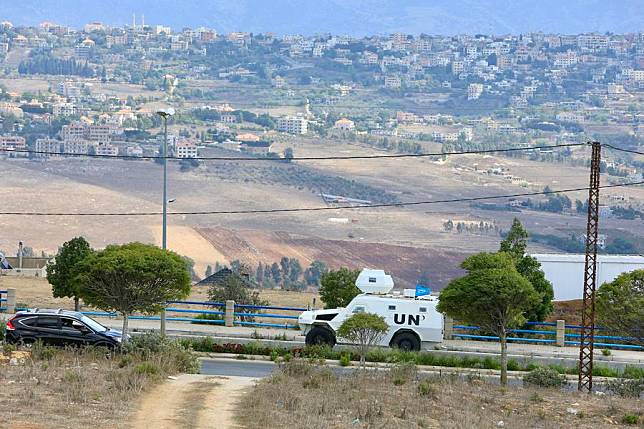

[80,315,108,333]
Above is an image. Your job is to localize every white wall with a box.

[532,254,644,301]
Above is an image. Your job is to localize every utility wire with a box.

[0,142,585,161]
[1,181,641,217]
[604,144,644,156]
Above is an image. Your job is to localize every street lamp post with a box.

[156,108,175,336]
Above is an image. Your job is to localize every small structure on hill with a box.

[196,267,256,288]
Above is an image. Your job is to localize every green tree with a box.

[596,270,643,346]
[77,243,191,342]
[304,260,328,287]
[283,147,294,162]
[47,237,93,311]
[337,312,388,368]
[208,275,268,321]
[437,252,539,385]
[319,268,361,309]
[500,218,554,321]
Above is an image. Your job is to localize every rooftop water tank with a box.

[356,269,394,294]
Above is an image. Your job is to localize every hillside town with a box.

[0,19,642,169]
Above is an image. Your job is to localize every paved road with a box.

[200,359,277,378]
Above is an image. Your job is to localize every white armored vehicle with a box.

[298,269,443,351]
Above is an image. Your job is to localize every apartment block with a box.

[277,116,308,135]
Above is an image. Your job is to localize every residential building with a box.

[35,138,61,158]
[467,83,484,100]
[334,118,355,131]
[384,75,402,89]
[277,116,308,135]
[52,102,76,116]
[241,141,273,155]
[94,142,118,157]
[63,139,90,155]
[0,136,27,155]
[176,139,198,158]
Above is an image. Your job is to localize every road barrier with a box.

[79,299,304,329]
[445,317,642,350]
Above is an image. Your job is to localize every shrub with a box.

[622,415,639,425]
[31,341,57,360]
[389,362,417,386]
[417,379,436,397]
[123,332,199,374]
[133,362,161,377]
[601,349,611,356]
[191,313,224,325]
[339,353,351,367]
[605,378,644,398]
[280,360,313,377]
[622,365,644,379]
[3,343,16,355]
[523,367,567,388]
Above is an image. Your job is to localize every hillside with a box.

[196,227,468,289]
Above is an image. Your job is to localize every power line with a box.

[604,144,644,156]
[0,142,585,161]
[1,181,641,217]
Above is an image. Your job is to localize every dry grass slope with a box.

[238,361,643,428]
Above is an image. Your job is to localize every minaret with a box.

[141,14,145,28]
[132,13,136,29]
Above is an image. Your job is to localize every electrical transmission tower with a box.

[578,141,601,392]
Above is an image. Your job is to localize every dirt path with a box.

[129,374,256,429]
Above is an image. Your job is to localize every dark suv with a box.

[5,309,124,348]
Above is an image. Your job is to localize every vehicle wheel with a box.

[18,337,35,347]
[391,332,421,351]
[305,326,336,347]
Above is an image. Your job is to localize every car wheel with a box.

[305,326,336,347]
[391,332,421,351]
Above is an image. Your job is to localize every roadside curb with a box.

[197,353,622,383]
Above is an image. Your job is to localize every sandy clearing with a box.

[149,225,228,277]
[129,374,256,429]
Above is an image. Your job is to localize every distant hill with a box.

[1,0,642,35]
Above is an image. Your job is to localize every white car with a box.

[298,269,444,351]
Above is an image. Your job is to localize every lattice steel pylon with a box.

[578,141,602,393]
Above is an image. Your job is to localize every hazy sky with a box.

[1,0,642,35]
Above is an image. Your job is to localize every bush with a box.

[622,415,639,425]
[123,332,199,374]
[622,365,644,379]
[31,341,57,361]
[605,378,644,398]
[601,349,611,356]
[339,353,351,367]
[191,313,224,325]
[417,379,436,397]
[133,362,161,377]
[280,360,314,377]
[523,367,567,388]
[389,362,417,386]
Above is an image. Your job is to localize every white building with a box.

[176,139,198,158]
[467,83,484,100]
[52,102,76,116]
[63,140,90,155]
[532,254,644,300]
[35,138,61,158]
[95,142,118,157]
[334,118,355,131]
[384,76,402,89]
[277,116,308,135]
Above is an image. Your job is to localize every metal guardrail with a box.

[453,323,643,350]
[76,300,303,329]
